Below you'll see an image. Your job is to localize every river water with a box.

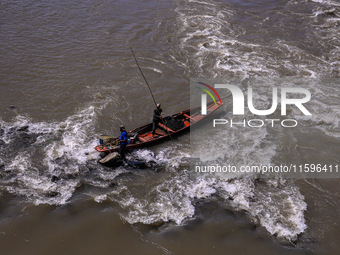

[0,0,339,254]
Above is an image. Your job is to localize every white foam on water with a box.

[0,105,101,205]
[94,194,108,203]
[4,152,79,205]
[128,149,157,163]
[128,145,190,170]
[43,106,98,174]
[174,0,339,79]
[144,67,164,75]
[310,0,340,6]
[114,173,217,225]
[293,79,340,137]
[84,167,127,189]
[107,159,307,241]
[245,178,307,240]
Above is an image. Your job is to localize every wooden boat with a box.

[95,101,221,154]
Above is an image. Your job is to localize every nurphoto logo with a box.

[199,83,312,128]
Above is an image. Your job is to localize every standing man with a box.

[119,125,128,159]
[152,103,163,138]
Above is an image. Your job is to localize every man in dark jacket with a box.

[119,125,128,158]
[152,103,162,138]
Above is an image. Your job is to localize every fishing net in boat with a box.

[163,116,185,131]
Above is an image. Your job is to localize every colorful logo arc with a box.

[196,82,223,106]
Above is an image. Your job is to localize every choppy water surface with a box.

[0,0,339,254]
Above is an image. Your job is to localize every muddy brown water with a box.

[0,0,340,254]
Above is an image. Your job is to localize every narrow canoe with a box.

[94,101,221,154]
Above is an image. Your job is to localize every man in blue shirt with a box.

[119,125,128,159]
